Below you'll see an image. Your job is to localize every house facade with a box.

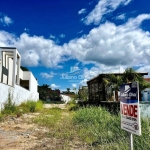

[0,47,39,109]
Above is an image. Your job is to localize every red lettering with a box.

[121,104,138,118]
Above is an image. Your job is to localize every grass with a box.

[1,96,43,117]
[72,106,129,149]
[33,107,62,128]
[18,100,43,113]
[1,98,150,149]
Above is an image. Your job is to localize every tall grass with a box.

[18,100,43,113]
[72,106,150,149]
[1,98,43,117]
[1,92,16,115]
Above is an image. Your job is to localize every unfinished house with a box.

[0,47,39,109]
[87,73,148,104]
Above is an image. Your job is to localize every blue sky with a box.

[1,0,150,91]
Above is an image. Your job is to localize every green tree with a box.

[67,88,70,93]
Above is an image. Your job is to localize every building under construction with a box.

[87,72,148,104]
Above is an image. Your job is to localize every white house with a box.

[0,47,39,110]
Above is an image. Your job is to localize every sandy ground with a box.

[0,104,68,150]
[0,104,89,150]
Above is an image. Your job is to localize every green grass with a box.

[72,107,128,149]
[33,107,62,128]
[1,99,43,117]
[18,100,43,113]
[1,99,150,149]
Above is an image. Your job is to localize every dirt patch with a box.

[0,104,89,150]
[43,104,67,109]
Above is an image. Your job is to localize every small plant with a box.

[1,92,16,115]
[33,107,62,127]
[19,100,43,113]
[67,99,79,111]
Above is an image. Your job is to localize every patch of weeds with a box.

[18,100,43,113]
[1,92,17,115]
[33,107,62,128]
[0,113,2,121]
[67,99,79,111]
[72,106,128,148]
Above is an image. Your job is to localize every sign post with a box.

[120,82,141,150]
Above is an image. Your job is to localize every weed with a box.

[1,92,16,115]
[18,100,43,113]
[67,99,79,111]
[33,107,62,128]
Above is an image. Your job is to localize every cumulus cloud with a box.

[51,83,60,89]
[84,0,132,25]
[78,8,86,15]
[1,13,150,75]
[40,71,56,79]
[0,32,70,67]
[0,14,13,26]
[63,14,150,71]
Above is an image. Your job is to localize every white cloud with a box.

[0,14,13,26]
[0,32,70,67]
[1,14,150,76]
[137,65,150,77]
[72,83,77,88]
[49,34,55,39]
[59,34,65,38]
[51,83,60,89]
[63,14,150,71]
[84,0,132,25]
[40,71,56,79]
[116,14,126,20]
[78,8,86,15]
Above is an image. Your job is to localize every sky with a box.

[0,0,150,91]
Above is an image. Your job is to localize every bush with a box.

[67,99,79,111]
[19,100,43,113]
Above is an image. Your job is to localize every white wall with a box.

[61,94,71,103]
[0,83,39,111]
[19,68,23,79]
[8,58,13,86]
[22,71,31,80]
[30,72,38,92]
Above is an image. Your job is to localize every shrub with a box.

[67,99,79,111]
[19,100,43,113]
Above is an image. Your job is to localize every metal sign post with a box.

[129,132,133,150]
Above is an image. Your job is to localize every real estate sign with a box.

[120,82,141,136]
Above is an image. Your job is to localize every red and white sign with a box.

[120,82,141,136]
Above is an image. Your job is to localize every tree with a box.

[21,66,29,71]
[67,88,70,93]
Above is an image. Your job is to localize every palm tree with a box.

[103,74,122,101]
